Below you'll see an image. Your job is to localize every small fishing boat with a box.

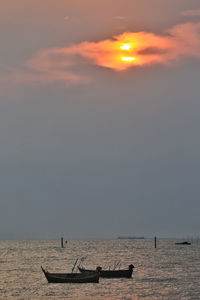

[78,264,134,278]
[41,266,100,283]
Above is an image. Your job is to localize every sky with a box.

[0,0,200,239]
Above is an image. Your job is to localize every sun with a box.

[120,43,132,51]
[121,56,135,62]
[118,43,136,65]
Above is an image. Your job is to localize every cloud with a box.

[181,10,200,17]
[137,47,168,55]
[167,22,200,58]
[0,49,89,87]
[60,22,200,70]
[1,22,200,87]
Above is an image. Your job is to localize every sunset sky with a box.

[1,0,200,239]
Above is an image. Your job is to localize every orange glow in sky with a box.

[2,22,200,86]
[66,31,181,71]
[121,56,135,62]
[120,43,132,50]
[58,23,197,72]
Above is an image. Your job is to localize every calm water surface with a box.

[0,239,199,299]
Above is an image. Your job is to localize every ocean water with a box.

[0,239,199,299]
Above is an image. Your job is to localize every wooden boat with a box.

[78,264,134,278]
[41,266,100,283]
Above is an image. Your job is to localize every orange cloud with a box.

[64,22,200,71]
[1,22,200,87]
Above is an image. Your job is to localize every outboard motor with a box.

[96,266,102,273]
[129,264,134,270]
[128,264,134,277]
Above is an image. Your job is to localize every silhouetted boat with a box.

[117,236,144,239]
[78,264,134,278]
[41,266,100,283]
[175,241,191,245]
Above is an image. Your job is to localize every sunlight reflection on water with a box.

[0,239,200,299]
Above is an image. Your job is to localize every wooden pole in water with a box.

[154,236,157,248]
[61,237,64,248]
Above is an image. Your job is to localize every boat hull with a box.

[78,265,134,278]
[41,266,100,283]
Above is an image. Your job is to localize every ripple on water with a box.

[0,239,199,299]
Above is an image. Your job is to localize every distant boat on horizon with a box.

[117,236,144,240]
[175,241,191,245]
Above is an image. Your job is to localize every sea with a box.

[0,239,200,299]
